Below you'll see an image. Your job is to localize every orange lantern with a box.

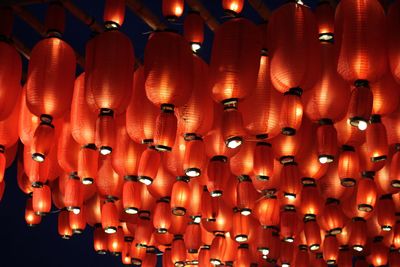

[135,216,153,246]
[366,115,388,162]
[209,234,226,265]
[390,147,400,188]
[236,244,251,267]
[187,178,202,217]
[122,180,141,215]
[64,176,83,214]
[206,156,230,197]
[137,147,161,185]
[368,239,389,267]
[153,198,171,234]
[183,137,205,178]
[349,217,367,252]
[280,205,301,243]
[184,222,201,254]
[232,210,250,243]
[338,145,360,187]
[280,161,301,200]
[376,195,396,232]
[280,88,303,136]
[323,234,339,265]
[356,174,377,213]
[294,245,310,267]
[103,0,125,27]
[221,104,245,149]
[171,235,186,266]
[130,244,146,266]
[316,121,338,164]
[78,144,98,185]
[25,197,42,227]
[93,225,108,254]
[97,155,123,200]
[300,183,323,218]
[153,105,177,152]
[32,185,51,215]
[58,210,72,239]
[69,206,86,234]
[101,201,119,234]
[319,199,346,235]
[253,142,274,181]
[255,195,280,227]
[280,240,294,267]
[171,177,190,216]
[236,176,258,216]
[304,217,322,251]
[162,0,184,20]
[184,12,204,52]
[222,0,244,14]
[108,227,124,255]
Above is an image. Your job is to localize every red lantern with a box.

[162,0,184,20]
[135,216,153,246]
[153,198,171,234]
[280,161,301,200]
[64,176,83,214]
[93,225,108,254]
[221,105,245,149]
[390,147,400,188]
[376,195,396,232]
[187,178,202,217]
[349,217,367,252]
[78,144,98,185]
[57,117,80,174]
[255,196,280,227]
[316,121,338,164]
[108,227,124,255]
[236,244,251,267]
[32,185,51,215]
[171,177,190,216]
[101,201,119,234]
[222,0,244,14]
[209,234,226,265]
[18,87,40,146]
[388,0,400,82]
[300,183,323,218]
[122,180,141,215]
[153,105,177,152]
[389,250,400,267]
[280,88,303,136]
[97,156,123,200]
[338,145,360,187]
[171,235,186,266]
[70,73,96,147]
[206,156,230,197]
[294,245,310,267]
[69,207,86,234]
[58,210,72,239]
[184,222,201,254]
[280,205,301,242]
[253,142,274,181]
[366,115,388,162]
[304,217,322,251]
[356,174,377,213]
[323,234,339,265]
[319,199,346,235]
[232,210,250,243]
[25,197,41,227]
[137,147,161,185]
[103,0,125,27]
[368,239,389,267]
[183,137,205,178]
[184,12,204,52]
[236,176,258,215]
[371,73,400,116]
[130,243,146,266]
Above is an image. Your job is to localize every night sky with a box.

[0,0,334,266]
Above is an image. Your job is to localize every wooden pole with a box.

[247,0,271,21]
[61,0,103,33]
[126,0,166,30]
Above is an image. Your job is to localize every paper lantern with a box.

[162,0,184,20]
[338,145,359,187]
[101,201,119,234]
[323,234,339,265]
[32,185,51,215]
[171,177,190,216]
[349,217,367,252]
[122,180,141,215]
[25,197,42,227]
[103,0,125,27]
[58,210,72,239]
[137,147,161,186]
[184,12,204,52]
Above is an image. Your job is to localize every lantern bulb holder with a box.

[226,137,242,149]
[284,193,296,200]
[240,208,251,216]
[282,264,290,267]
[382,225,392,232]
[358,204,373,213]
[210,190,223,198]
[357,120,368,131]
[318,155,334,164]
[82,178,94,185]
[138,176,153,186]
[329,228,342,235]
[99,146,112,155]
[185,168,200,178]
[284,237,294,243]
[193,216,201,224]
[32,153,45,163]
[353,245,364,252]
[259,248,269,256]
[104,227,117,234]
[72,208,80,215]
[210,259,222,265]
[125,207,138,215]
[310,244,320,251]
[191,43,201,52]
[391,180,400,188]
[235,235,248,243]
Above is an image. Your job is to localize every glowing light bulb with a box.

[358,120,368,131]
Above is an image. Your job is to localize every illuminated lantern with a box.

[207,156,230,197]
[171,177,190,216]
[336,0,386,129]
[210,17,261,144]
[316,121,338,164]
[25,197,42,227]
[255,195,280,227]
[0,9,21,121]
[236,244,251,267]
[368,239,388,267]
[294,245,309,267]
[97,156,123,200]
[93,225,108,254]
[70,73,96,147]
[108,227,124,255]
[232,210,250,242]
[269,2,320,134]
[139,183,156,216]
[148,163,175,199]
[349,217,367,252]
[184,12,204,52]
[236,176,258,216]
[366,115,388,163]
[209,234,226,265]
[171,235,186,266]
[126,67,158,144]
[319,199,346,235]
[371,72,400,118]
[32,185,51,215]
[69,207,86,234]
[280,161,301,200]
[137,147,161,185]
[103,0,125,27]
[198,246,211,266]
[185,222,201,253]
[142,251,157,267]
[300,182,323,218]
[64,176,83,214]
[27,4,75,162]
[280,205,301,242]
[376,195,396,232]
[121,242,131,265]
[58,210,72,239]
[323,234,339,265]
[144,31,193,150]
[389,250,400,267]
[122,180,141,215]
[162,0,184,20]
[183,137,205,178]
[390,146,400,188]
[304,217,322,251]
[162,248,174,267]
[388,0,400,82]
[101,201,119,234]
[253,142,274,181]
[18,87,40,146]
[338,145,359,187]
[153,198,171,233]
[222,0,244,14]
[112,114,145,180]
[130,244,146,266]
[338,247,353,267]
[85,0,134,155]
[57,117,80,175]
[78,144,98,185]
[135,217,153,246]
[187,178,202,217]
[356,173,377,212]
[280,240,294,267]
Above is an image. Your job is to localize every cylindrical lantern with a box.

[101,201,119,234]
[32,185,51,215]
[137,147,161,185]
[171,176,190,216]
[356,173,377,213]
[338,145,359,187]
[366,115,388,162]
[58,210,72,239]
[184,11,204,52]
[162,0,184,21]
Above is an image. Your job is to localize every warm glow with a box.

[230,3,239,11]
[191,43,201,52]
[227,139,242,149]
[358,120,368,131]
[174,5,183,16]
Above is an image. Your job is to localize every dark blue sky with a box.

[0,1,324,266]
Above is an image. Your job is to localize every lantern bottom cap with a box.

[357,204,373,212]
[391,180,400,188]
[226,136,242,149]
[172,207,186,216]
[155,144,172,152]
[318,155,334,164]
[125,207,139,215]
[235,235,248,243]
[82,178,94,185]
[99,146,112,156]
[32,153,45,163]
[340,178,356,187]
[281,127,296,136]
[329,228,342,235]
[352,245,364,252]
[185,168,201,178]
[104,226,117,234]
[138,176,153,186]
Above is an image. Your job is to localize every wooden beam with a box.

[247,0,271,21]
[11,36,30,60]
[185,0,219,31]
[61,0,103,33]
[126,0,166,30]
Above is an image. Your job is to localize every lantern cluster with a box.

[1,0,400,266]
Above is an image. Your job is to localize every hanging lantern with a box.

[280,88,303,136]
[103,0,125,27]
[137,147,161,186]
[171,235,186,266]
[294,245,309,267]
[368,238,389,267]
[101,201,119,234]
[78,144,98,185]
[316,120,338,164]
[209,234,226,265]
[153,105,177,152]
[280,205,301,243]
[280,161,301,200]
[279,240,294,267]
[253,142,274,181]
[222,0,244,15]
[232,210,250,242]
[183,137,205,178]
[184,222,201,254]
[376,195,396,232]
[236,176,258,216]
[122,180,141,215]
[366,115,388,162]
[323,234,339,265]
[300,182,323,218]
[206,156,230,197]
[187,179,202,217]
[319,199,346,235]
[108,227,124,256]
[255,195,280,227]
[338,145,359,187]
[130,244,146,266]
[221,103,245,149]
[304,217,322,251]
[64,175,83,214]
[184,11,204,52]
[349,217,367,252]
[162,0,184,21]
[69,206,86,234]
[25,197,42,227]
[32,185,51,215]
[97,156,123,200]
[58,210,72,239]
[356,173,377,213]
[171,176,190,216]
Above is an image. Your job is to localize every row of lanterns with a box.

[1,0,400,266]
